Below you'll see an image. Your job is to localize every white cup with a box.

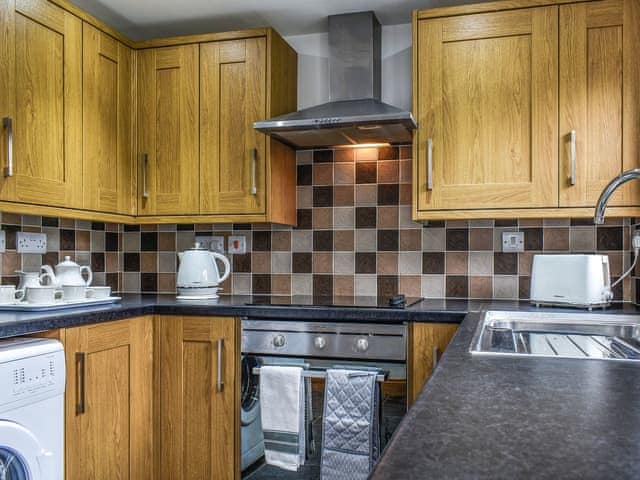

[62,285,86,302]
[0,285,25,304]
[25,286,62,305]
[86,286,111,299]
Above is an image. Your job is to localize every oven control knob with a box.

[314,336,327,349]
[355,337,369,352]
[272,334,286,348]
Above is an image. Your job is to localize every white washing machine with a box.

[240,355,264,471]
[0,338,65,480]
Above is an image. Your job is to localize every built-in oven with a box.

[240,318,407,479]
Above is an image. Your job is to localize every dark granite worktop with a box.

[0,294,638,339]
[371,309,640,480]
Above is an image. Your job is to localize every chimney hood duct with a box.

[254,11,416,149]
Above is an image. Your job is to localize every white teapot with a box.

[177,242,230,298]
[42,256,93,287]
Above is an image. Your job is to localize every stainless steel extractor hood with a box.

[254,11,416,149]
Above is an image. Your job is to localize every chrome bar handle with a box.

[216,338,224,393]
[569,130,576,186]
[432,346,439,373]
[3,117,13,177]
[250,148,257,195]
[426,138,433,191]
[142,153,149,199]
[76,352,86,415]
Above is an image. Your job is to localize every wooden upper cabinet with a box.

[415,7,559,213]
[137,45,199,215]
[0,0,83,208]
[83,23,135,215]
[200,38,267,215]
[64,317,154,480]
[156,316,238,480]
[559,0,640,207]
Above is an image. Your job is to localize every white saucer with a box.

[176,294,220,301]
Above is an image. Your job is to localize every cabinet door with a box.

[408,323,458,406]
[415,7,558,211]
[0,0,82,208]
[157,315,238,480]
[559,0,640,207]
[64,317,154,480]
[137,45,199,215]
[83,23,134,214]
[200,38,266,215]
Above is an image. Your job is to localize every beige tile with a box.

[313,208,333,229]
[422,228,445,251]
[355,184,377,206]
[91,231,105,252]
[400,230,421,251]
[292,231,312,252]
[399,275,421,297]
[1,252,18,276]
[422,275,445,299]
[272,274,291,295]
[355,147,378,162]
[157,232,176,252]
[272,231,291,251]
[158,274,176,294]
[334,230,354,251]
[296,150,313,165]
[377,252,398,275]
[609,252,622,276]
[399,160,412,183]
[232,273,252,295]
[334,207,355,229]
[355,274,377,296]
[493,276,518,299]
[518,252,534,276]
[355,229,377,252]
[543,228,570,251]
[469,229,493,251]
[140,252,157,272]
[399,183,411,205]
[446,252,468,275]
[176,231,195,252]
[469,276,492,299]
[313,163,333,185]
[122,232,140,252]
[333,275,354,297]
[313,252,333,273]
[271,252,291,274]
[297,186,313,208]
[291,274,312,295]
[334,185,354,206]
[158,252,176,273]
[122,272,140,293]
[334,163,355,185]
[469,252,492,275]
[252,252,271,274]
[377,206,398,229]
[334,252,355,274]
[105,252,120,272]
[399,252,422,275]
[377,161,399,183]
[570,226,596,251]
[399,205,422,229]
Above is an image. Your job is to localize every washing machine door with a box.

[0,420,50,480]
[241,356,261,426]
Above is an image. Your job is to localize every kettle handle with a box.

[210,252,231,284]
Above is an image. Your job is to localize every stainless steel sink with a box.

[470,310,640,361]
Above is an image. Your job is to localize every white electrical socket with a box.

[228,235,246,254]
[0,230,5,253]
[195,235,225,253]
[502,231,524,252]
[17,232,47,253]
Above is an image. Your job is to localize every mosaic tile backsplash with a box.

[0,145,638,302]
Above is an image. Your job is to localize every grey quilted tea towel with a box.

[320,369,380,480]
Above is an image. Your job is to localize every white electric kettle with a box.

[176,243,230,299]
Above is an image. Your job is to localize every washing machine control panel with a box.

[0,350,65,407]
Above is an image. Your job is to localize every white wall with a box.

[284,23,412,111]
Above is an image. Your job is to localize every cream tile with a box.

[570,226,596,252]
[177,231,196,252]
[355,229,377,252]
[271,252,292,274]
[296,150,313,165]
[469,252,493,275]
[232,273,252,295]
[158,252,177,273]
[422,228,445,251]
[334,207,355,230]
[334,252,355,275]
[122,272,140,293]
[91,231,105,252]
[297,186,313,208]
[292,231,312,252]
[354,274,377,296]
[399,252,422,275]
[43,228,59,252]
[122,232,140,252]
[422,275,445,298]
[291,274,312,295]
[493,276,518,299]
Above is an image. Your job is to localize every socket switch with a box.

[228,235,246,255]
[17,232,47,253]
[502,231,524,253]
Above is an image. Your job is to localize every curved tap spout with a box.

[594,169,640,224]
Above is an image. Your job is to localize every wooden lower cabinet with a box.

[156,315,240,480]
[64,316,154,480]
[408,322,459,406]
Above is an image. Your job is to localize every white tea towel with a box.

[259,365,306,471]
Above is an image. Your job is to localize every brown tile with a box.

[446,229,469,251]
[252,275,271,295]
[356,207,376,228]
[519,276,531,300]
[313,275,333,296]
[423,252,445,274]
[399,275,421,297]
[2,252,19,275]
[377,275,398,297]
[494,253,518,275]
[597,226,623,250]
[469,276,492,298]
[334,185,354,206]
[2,213,20,225]
[292,252,312,273]
[333,275,354,297]
[313,164,333,185]
[158,232,176,251]
[140,252,157,272]
[271,231,291,251]
[356,162,377,184]
[334,230,354,251]
[334,163,355,185]
[313,252,333,274]
[105,252,119,272]
[377,161,399,183]
[355,184,377,206]
[446,276,468,298]
[271,274,291,295]
[141,224,157,232]
[77,230,91,251]
[399,230,421,251]
[400,145,412,159]
[377,206,398,229]
[313,231,333,251]
[446,252,468,275]
[313,186,333,207]
[469,228,493,251]
[355,252,376,274]
[377,252,398,275]
[399,184,412,205]
[158,273,176,293]
[520,218,543,227]
[334,149,355,162]
[518,252,534,276]
[44,252,59,267]
[609,252,622,276]
[399,160,412,183]
[543,228,570,251]
[523,228,543,250]
[313,150,333,163]
[313,208,333,229]
[252,252,271,274]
